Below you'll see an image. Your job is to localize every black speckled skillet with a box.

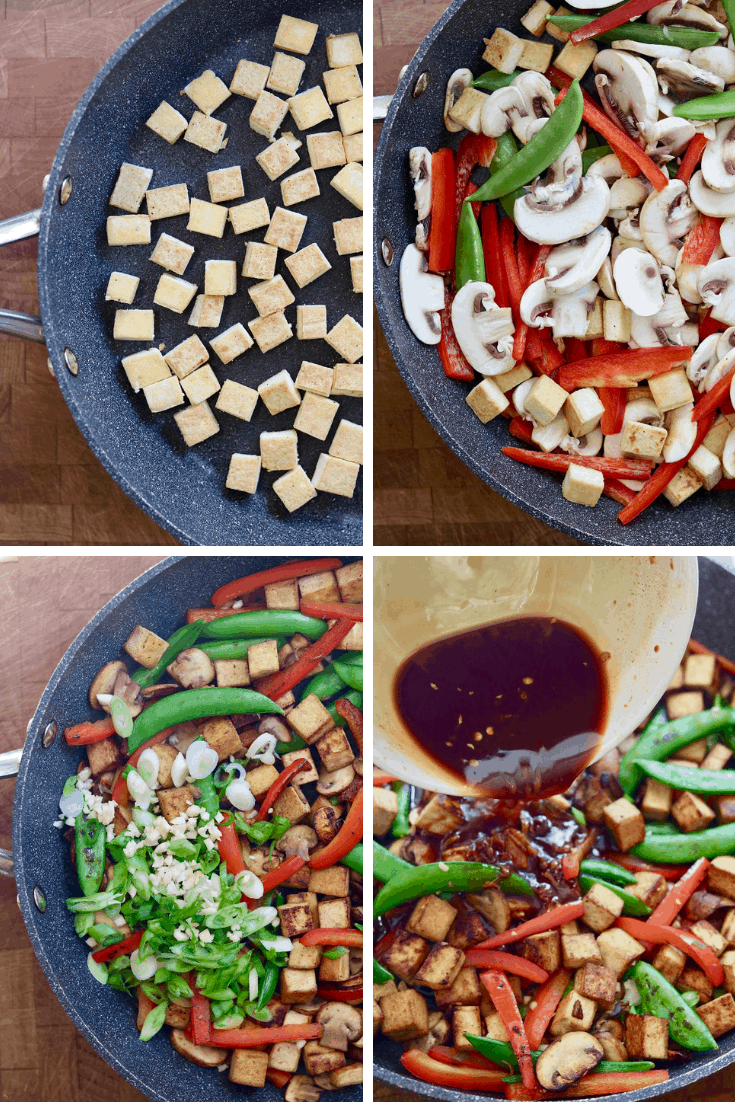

[373,0,734,546]
[375,557,735,1100]
[0,0,362,546]
[5,555,359,1102]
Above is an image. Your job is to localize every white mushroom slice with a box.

[663,402,696,461]
[608,177,652,220]
[647,2,727,37]
[594,50,659,143]
[611,235,646,264]
[560,427,604,456]
[520,278,598,339]
[691,46,735,83]
[399,244,445,346]
[514,176,611,245]
[511,71,555,120]
[536,1033,604,1091]
[639,181,698,267]
[612,39,691,60]
[723,426,735,478]
[444,69,473,133]
[630,289,692,347]
[512,114,548,145]
[703,345,735,391]
[513,378,536,418]
[656,57,725,98]
[521,279,554,330]
[597,256,618,299]
[699,256,735,325]
[675,247,704,304]
[701,119,735,194]
[717,326,735,360]
[451,281,515,375]
[721,215,735,255]
[409,147,432,251]
[532,412,570,452]
[545,227,612,296]
[618,215,644,241]
[687,332,720,386]
[613,248,665,315]
[586,153,625,183]
[626,397,664,426]
[690,170,735,217]
[481,86,527,138]
[645,117,696,161]
[546,137,583,191]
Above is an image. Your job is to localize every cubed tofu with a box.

[672,789,716,833]
[287,695,333,747]
[278,900,315,938]
[414,794,464,835]
[146,100,188,143]
[466,378,509,423]
[381,988,429,1042]
[697,993,735,1037]
[663,466,703,506]
[326,316,363,364]
[214,657,250,686]
[448,86,489,132]
[550,991,597,1035]
[583,882,624,932]
[204,259,237,297]
[627,871,668,909]
[302,1041,346,1077]
[343,132,363,162]
[285,243,331,287]
[625,1015,669,1059]
[106,271,140,304]
[652,943,686,984]
[308,131,346,170]
[317,895,350,929]
[280,967,317,1005]
[274,13,318,54]
[382,929,430,980]
[296,360,334,396]
[184,111,227,152]
[680,966,713,1003]
[331,363,362,397]
[575,962,617,1006]
[230,1049,269,1087]
[702,742,733,770]
[312,453,360,498]
[407,895,459,943]
[308,865,349,896]
[268,1041,301,1074]
[704,415,733,458]
[521,0,555,36]
[273,784,311,825]
[265,206,307,252]
[250,313,293,354]
[298,571,340,604]
[86,736,124,777]
[154,273,198,314]
[319,949,350,983]
[264,579,300,610]
[710,856,735,900]
[121,348,169,393]
[484,1010,510,1042]
[519,39,555,71]
[669,692,707,722]
[158,784,197,823]
[261,429,299,472]
[597,928,646,977]
[330,163,363,210]
[562,463,605,508]
[326,32,362,67]
[290,940,322,970]
[230,197,271,236]
[641,777,673,822]
[554,38,598,78]
[562,932,602,970]
[453,1006,484,1051]
[350,255,363,293]
[185,69,230,115]
[315,726,354,772]
[242,241,278,282]
[684,652,719,689]
[649,368,693,414]
[281,167,321,207]
[603,797,645,851]
[187,197,228,238]
[435,967,483,1009]
[293,391,339,441]
[374,786,399,836]
[323,65,362,104]
[564,388,605,439]
[273,466,317,512]
[247,639,280,679]
[296,305,328,341]
[690,920,727,958]
[722,949,735,993]
[250,89,289,139]
[146,183,189,220]
[335,560,362,603]
[621,420,667,460]
[483,27,525,73]
[603,298,632,343]
[245,764,279,801]
[165,334,210,382]
[230,58,270,100]
[329,419,362,466]
[174,401,220,447]
[110,162,153,213]
[526,375,567,427]
[200,716,241,761]
[288,87,333,131]
[269,51,306,97]
[210,327,254,369]
[114,309,154,341]
[415,943,466,990]
[256,136,301,183]
[107,214,151,246]
[150,232,195,275]
[124,625,168,667]
[336,97,362,136]
[249,275,295,318]
[521,930,561,974]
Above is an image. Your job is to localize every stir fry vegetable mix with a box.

[400,0,735,523]
[57,559,365,1095]
[374,638,735,1098]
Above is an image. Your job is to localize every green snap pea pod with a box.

[619,706,735,795]
[75,815,106,896]
[631,960,717,1050]
[455,200,486,290]
[674,90,735,119]
[325,690,362,727]
[680,990,700,1008]
[473,69,522,91]
[132,620,205,688]
[334,651,363,667]
[129,687,283,753]
[196,774,220,821]
[275,735,307,753]
[198,636,288,660]
[579,858,637,886]
[391,784,412,838]
[502,1062,655,1082]
[470,79,583,205]
[373,840,413,883]
[374,861,531,917]
[301,664,346,702]
[487,130,523,220]
[374,957,393,984]
[331,658,363,692]
[582,144,613,172]
[639,758,735,794]
[578,874,651,916]
[341,842,363,875]
[200,610,327,641]
[466,1035,542,1070]
[257,961,280,1010]
[548,12,719,47]
[633,820,735,862]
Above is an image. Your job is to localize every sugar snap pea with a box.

[132,620,205,688]
[455,200,486,290]
[488,131,524,220]
[633,820,735,862]
[374,861,532,917]
[582,144,613,172]
[200,610,326,641]
[331,658,363,692]
[639,758,735,794]
[579,858,637,886]
[129,687,283,752]
[631,960,717,1050]
[674,90,735,120]
[548,12,719,48]
[473,69,522,91]
[578,874,651,916]
[197,636,288,660]
[619,705,735,795]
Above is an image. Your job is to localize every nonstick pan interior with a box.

[13,555,359,1102]
[373,0,734,546]
[39,0,362,547]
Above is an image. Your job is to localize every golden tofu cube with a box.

[230,58,270,100]
[274,14,319,54]
[521,0,555,35]
[230,1048,268,1087]
[165,334,208,378]
[106,271,139,303]
[242,241,278,281]
[281,167,320,207]
[649,367,694,414]
[124,624,168,667]
[210,326,254,368]
[121,348,169,392]
[323,65,362,104]
[483,28,525,73]
[330,162,363,209]
[414,944,465,991]
[184,111,227,153]
[307,131,346,170]
[258,368,301,414]
[201,716,241,760]
[173,400,220,447]
[326,32,362,68]
[574,962,617,1005]
[107,214,151,246]
[296,360,334,396]
[702,742,732,770]
[382,930,430,980]
[435,967,483,1008]
[247,638,280,678]
[343,132,363,161]
[466,378,509,424]
[250,90,289,139]
[249,311,293,353]
[562,932,602,970]
[214,657,250,685]
[294,391,339,440]
[627,871,668,909]
[652,943,686,984]
[273,784,311,824]
[288,692,334,743]
[204,259,237,296]
[285,243,331,288]
[521,930,561,974]
[206,165,244,204]
[562,463,604,507]
[550,991,596,1035]
[565,388,605,438]
[555,38,598,78]
[336,96,362,136]
[230,196,271,234]
[582,881,624,932]
[603,797,645,851]
[187,197,228,238]
[626,1015,669,1059]
[519,39,554,71]
[641,777,673,821]
[326,313,362,362]
[697,993,735,1037]
[150,232,194,275]
[288,86,333,131]
[188,294,224,328]
[249,275,295,318]
[158,784,197,823]
[153,273,197,314]
[146,100,187,143]
[526,374,567,426]
[265,578,299,610]
[260,429,299,472]
[453,1006,483,1051]
[332,364,362,397]
[181,364,220,405]
[268,51,306,97]
[272,466,317,512]
[672,789,716,833]
[684,652,718,689]
[373,787,398,836]
[185,69,230,115]
[330,419,362,465]
[603,298,632,342]
[620,420,667,460]
[110,162,153,213]
[146,182,189,220]
[280,967,317,1005]
[264,206,307,252]
[448,86,489,132]
[597,928,646,977]
[312,453,360,497]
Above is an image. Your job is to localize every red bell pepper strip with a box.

[604,479,638,507]
[558,346,692,390]
[373,770,398,786]
[266,1069,292,1088]
[618,411,715,524]
[481,204,510,308]
[317,984,363,1002]
[481,970,537,1091]
[464,949,549,983]
[590,338,623,357]
[429,147,456,273]
[565,337,588,364]
[608,853,689,880]
[534,331,564,371]
[428,1046,503,1071]
[300,928,363,947]
[615,917,725,985]
[111,728,177,806]
[502,447,652,480]
[217,818,246,878]
[677,133,708,184]
[64,716,116,745]
[310,786,363,868]
[501,219,522,317]
[648,857,710,926]
[504,1071,669,1100]
[190,983,211,1046]
[562,852,581,881]
[570,0,673,43]
[693,364,735,422]
[253,855,305,906]
[476,901,585,950]
[518,235,531,282]
[255,617,354,700]
[525,968,572,1050]
[715,478,735,490]
[599,387,625,435]
[454,133,497,233]
[299,599,362,621]
[438,300,476,381]
[211,559,343,607]
[689,637,735,678]
[402,1048,507,1091]
[374,929,396,959]
[699,307,729,341]
[335,696,363,754]
[209,1023,323,1048]
[509,417,535,445]
[92,928,144,963]
[683,215,723,265]
[256,758,310,821]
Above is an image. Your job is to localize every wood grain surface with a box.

[0,555,168,1102]
[0,0,180,546]
[373,2,579,547]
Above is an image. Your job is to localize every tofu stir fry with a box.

[400,0,735,523]
[374,637,735,1099]
[56,558,364,1095]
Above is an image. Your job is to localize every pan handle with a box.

[0,208,45,344]
[0,747,22,878]
[373,94,393,120]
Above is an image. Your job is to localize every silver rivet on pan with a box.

[47,358,55,378]
[63,349,79,376]
[413,72,429,98]
[381,238,394,266]
[59,176,73,205]
[42,722,57,748]
[33,887,47,913]
[42,174,50,193]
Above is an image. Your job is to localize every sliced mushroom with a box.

[409,147,432,251]
[597,256,618,299]
[612,38,691,60]
[316,764,355,795]
[399,244,445,345]
[639,181,698,267]
[647,1,727,36]
[278,825,318,861]
[546,136,584,192]
[611,234,646,264]
[613,248,665,315]
[691,169,735,217]
[545,227,612,297]
[721,215,735,255]
[514,175,611,245]
[630,285,692,346]
[594,50,659,143]
[532,411,571,452]
[315,1004,362,1052]
[560,427,604,456]
[688,330,721,386]
[586,153,625,183]
[645,117,696,162]
[258,715,291,742]
[718,326,735,359]
[112,666,143,717]
[512,71,555,120]
[444,69,473,132]
[691,45,735,82]
[349,948,363,977]
[702,345,735,391]
[701,119,735,194]
[663,402,696,461]
[89,661,127,711]
[608,176,651,220]
[723,425,735,477]
[169,1028,227,1067]
[536,1032,604,1091]
[656,57,725,100]
[451,281,515,375]
[167,648,215,689]
[699,256,735,324]
[675,243,704,304]
[520,277,599,339]
[512,114,548,146]
[480,85,527,137]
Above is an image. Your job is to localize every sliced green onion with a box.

[140,1001,168,1041]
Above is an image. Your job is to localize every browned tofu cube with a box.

[702,743,733,771]
[86,736,124,777]
[247,639,280,679]
[158,784,197,823]
[407,895,459,942]
[709,856,735,900]
[285,1076,322,1102]
[684,652,718,690]
[308,865,349,897]
[123,624,168,668]
[374,787,399,836]
[313,804,341,843]
[574,963,617,1006]
[521,930,561,974]
[562,932,602,970]
[319,950,351,983]
[697,993,735,1037]
[672,790,716,833]
[583,882,624,932]
[269,1041,301,1073]
[281,747,319,785]
[302,1041,346,1076]
[273,784,311,825]
[690,920,727,957]
[447,906,489,950]
[641,777,673,822]
[603,798,645,851]
[299,570,340,604]
[230,1049,269,1086]
[674,737,708,764]
[278,901,314,937]
[668,691,705,720]
[151,743,179,788]
[315,726,355,771]
[289,939,322,969]
[200,716,241,761]
[265,579,300,609]
[625,1015,669,1059]
[627,871,668,909]
[164,1003,190,1028]
[721,949,735,994]
[453,1006,483,1050]
[722,910,735,946]
[652,943,686,984]
[413,794,464,835]
[318,896,350,928]
[288,693,334,744]
[716,796,735,824]
[336,560,362,602]
[414,943,466,990]
[246,763,280,800]
[280,967,317,1004]
[550,991,596,1035]
[381,929,430,980]
[485,1011,510,1042]
[288,890,318,927]
[679,967,713,1002]
[435,967,483,1008]
[381,988,429,1041]
[597,928,646,977]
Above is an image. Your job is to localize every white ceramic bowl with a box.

[374,556,699,797]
